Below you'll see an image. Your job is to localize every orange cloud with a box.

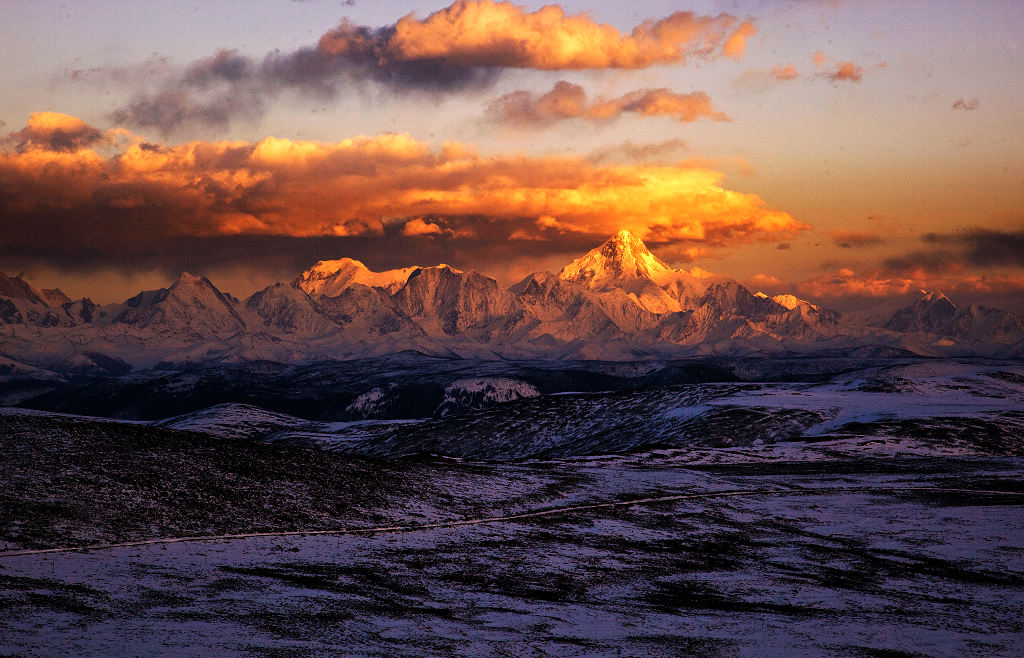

[735,63,800,89]
[746,273,784,290]
[3,111,106,152]
[771,64,799,80]
[797,268,917,298]
[723,21,758,60]
[811,51,885,84]
[823,61,863,82]
[488,81,729,125]
[0,114,806,274]
[401,217,444,236]
[798,267,1024,300]
[356,1,757,70]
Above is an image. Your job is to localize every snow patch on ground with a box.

[155,403,314,440]
[433,377,540,417]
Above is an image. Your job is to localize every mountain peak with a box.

[610,227,640,242]
[920,290,955,306]
[0,271,45,305]
[296,258,419,296]
[559,229,672,288]
[604,228,651,254]
[883,289,959,334]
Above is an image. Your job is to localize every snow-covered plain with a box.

[1,358,1023,655]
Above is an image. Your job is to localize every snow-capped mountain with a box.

[560,229,674,289]
[884,291,959,335]
[314,283,422,337]
[0,271,80,328]
[883,290,1024,344]
[295,258,418,296]
[392,265,518,338]
[244,283,331,336]
[559,229,703,314]
[508,272,624,341]
[755,292,846,340]
[112,272,247,338]
[2,232,1023,374]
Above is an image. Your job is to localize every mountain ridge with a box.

[2,231,1023,373]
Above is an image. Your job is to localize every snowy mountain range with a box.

[2,230,1023,376]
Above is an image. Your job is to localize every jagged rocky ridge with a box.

[2,231,1023,376]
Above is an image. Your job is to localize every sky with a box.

[1,0,1021,311]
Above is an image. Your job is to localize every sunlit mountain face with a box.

[2,229,1022,377]
[2,3,1022,655]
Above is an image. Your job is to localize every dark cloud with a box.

[882,249,959,274]
[831,230,883,249]
[111,88,266,133]
[112,43,494,134]
[0,216,600,296]
[775,242,791,250]
[588,139,689,164]
[952,98,980,111]
[106,1,755,134]
[924,228,1024,268]
[876,227,1024,277]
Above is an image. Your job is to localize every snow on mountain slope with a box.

[884,290,959,334]
[560,229,675,287]
[295,258,418,296]
[0,272,48,305]
[3,232,1024,364]
[0,272,81,328]
[315,283,423,337]
[113,273,247,337]
[244,283,334,336]
[559,229,686,314]
[883,290,1024,344]
[0,296,76,328]
[762,293,798,310]
[751,292,848,340]
[509,272,627,340]
[392,265,518,338]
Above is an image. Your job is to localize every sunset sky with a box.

[1,0,1021,310]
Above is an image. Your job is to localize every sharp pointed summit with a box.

[884,289,959,334]
[559,229,674,288]
[113,273,246,336]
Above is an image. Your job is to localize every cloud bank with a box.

[327,1,756,69]
[107,1,755,134]
[799,227,1024,300]
[487,81,729,126]
[0,113,805,277]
